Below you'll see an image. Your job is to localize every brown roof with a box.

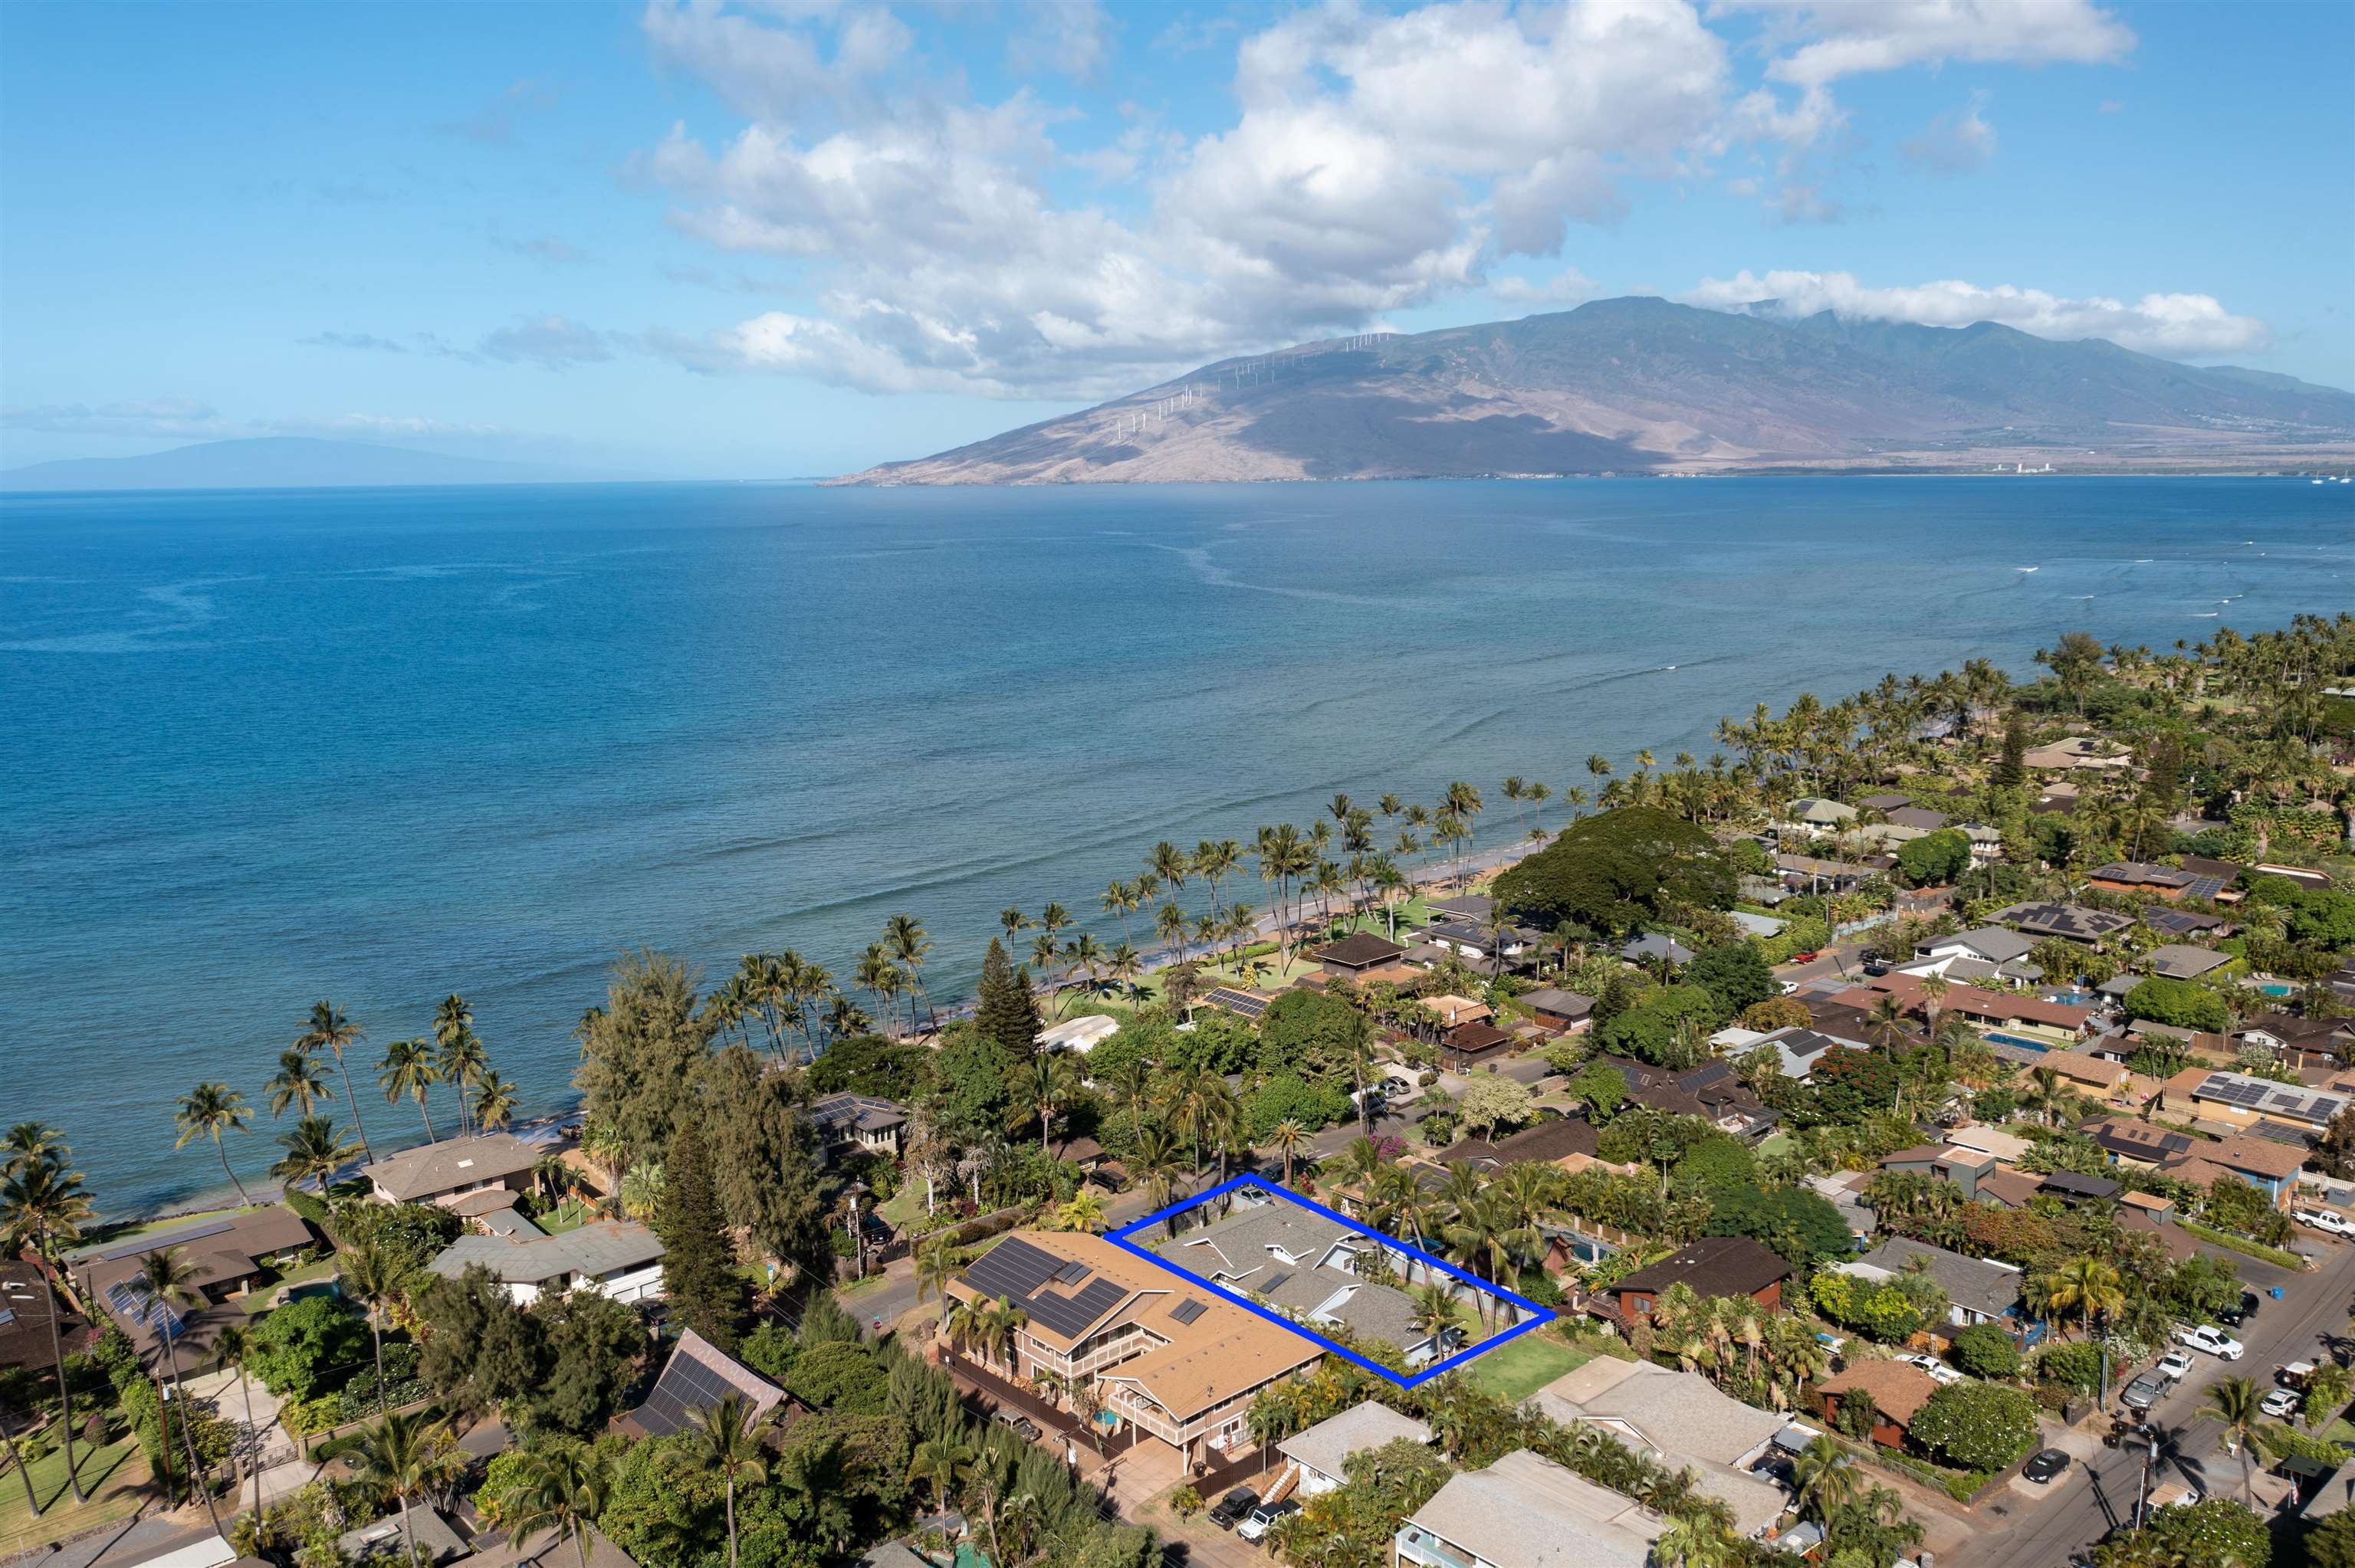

[1440,1117,1602,1171]
[2160,1156,2238,1189]
[1448,1022,1515,1053]
[1818,1361,1940,1426]
[1879,1143,1989,1169]
[1611,1236,1788,1302]
[2205,1135,2310,1180]
[2041,1049,2127,1091]
[1315,933,1411,969]
[1978,1169,2045,1209]
[1861,973,2092,1031]
[2116,1207,2198,1262]
[362,1133,544,1201]
[1105,1310,1325,1421]
[74,1206,315,1299]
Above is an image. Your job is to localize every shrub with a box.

[2036,1340,2104,1396]
[1910,1382,2039,1471]
[783,1339,888,1413]
[1949,1324,2022,1381]
[248,1293,369,1399]
[2124,977,2232,1034]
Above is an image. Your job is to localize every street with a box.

[1955,1235,2353,1566]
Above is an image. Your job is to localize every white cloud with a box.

[1490,268,1598,307]
[1683,269,2271,356]
[1765,183,1842,224]
[1009,2,1112,80]
[478,316,616,369]
[1902,90,1997,173]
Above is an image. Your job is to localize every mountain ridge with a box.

[836,297,2355,485]
[0,436,609,492]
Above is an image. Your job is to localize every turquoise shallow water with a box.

[4,476,2349,1212]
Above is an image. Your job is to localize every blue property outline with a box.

[1105,1173,1555,1390]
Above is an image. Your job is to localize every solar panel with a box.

[1261,1272,1292,1294]
[94,1219,236,1265]
[1169,1298,1208,1325]
[105,1281,183,1340]
[1027,1278,1125,1339]
[1206,988,1269,1019]
[634,1338,782,1437]
[1053,1259,1092,1284]
[962,1236,1064,1302]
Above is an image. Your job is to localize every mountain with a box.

[836,297,2355,484]
[1,437,603,492]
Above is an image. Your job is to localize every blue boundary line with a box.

[1104,1172,1555,1390]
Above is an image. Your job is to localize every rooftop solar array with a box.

[1262,1272,1292,1294]
[1170,1297,1208,1325]
[1205,988,1269,1019]
[633,1335,783,1438]
[105,1280,184,1340]
[2200,1074,2346,1122]
[1053,1259,1092,1284]
[960,1236,1128,1339]
[94,1218,236,1265]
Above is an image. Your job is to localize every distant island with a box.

[0,436,605,492]
[836,297,2355,485]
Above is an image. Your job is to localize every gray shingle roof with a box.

[362,1133,543,1201]
[1279,1401,1432,1482]
[1844,1238,2022,1319]
[1404,1451,1662,1568]
[426,1221,664,1285]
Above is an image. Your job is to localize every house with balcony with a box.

[363,1132,544,1206]
[945,1231,1323,1465]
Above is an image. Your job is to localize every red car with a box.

[1790,950,1821,963]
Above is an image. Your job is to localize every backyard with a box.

[0,1434,150,1557]
[1460,1329,1593,1402]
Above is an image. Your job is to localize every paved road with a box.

[1955,1235,2353,1566]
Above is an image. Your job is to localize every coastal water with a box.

[5,476,2349,1213]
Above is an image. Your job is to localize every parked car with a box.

[1897,1353,1966,1386]
[2218,1291,2261,1327]
[2175,1324,2245,1360]
[2294,1208,2355,1238]
[2121,1373,2168,1412]
[992,1408,1043,1442]
[1791,950,1822,964]
[2280,1360,2317,1389]
[1238,1500,1300,1543]
[2154,1350,2194,1383]
[1208,1488,1260,1531]
[2263,1387,2304,1419]
[2023,1449,2072,1484]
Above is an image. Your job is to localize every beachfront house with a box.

[363,1132,543,1207]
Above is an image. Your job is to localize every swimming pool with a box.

[2253,982,2296,998]
[1984,1032,2051,1051]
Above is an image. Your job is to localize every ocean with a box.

[4,476,2348,1214]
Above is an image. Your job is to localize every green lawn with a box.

[538,1199,596,1235]
[0,1435,149,1555]
[879,1183,928,1229]
[1460,1332,1592,1402]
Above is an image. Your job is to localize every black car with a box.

[2023,1449,2071,1484]
[1207,1488,1260,1530]
[2218,1291,2261,1327]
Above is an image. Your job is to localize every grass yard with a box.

[1460,1330,1591,1402]
[537,1199,596,1235]
[879,1183,928,1229]
[0,1435,150,1556]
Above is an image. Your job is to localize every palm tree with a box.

[1407,1284,1458,1356]
[436,1018,489,1140]
[264,1048,330,1120]
[472,1071,521,1132]
[2202,1375,2266,1503]
[916,1237,963,1329]
[295,1000,373,1163]
[271,1114,357,1194]
[1015,1051,1082,1157]
[689,1393,773,1568]
[378,1037,442,1143]
[1128,1124,1190,1233]
[1056,1189,1108,1232]
[173,1083,255,1204]
[328,1409,452,1564]
[856,944,905,1038]
[884,914,933,1034]
[138,1248,222,1531]
[340,1238,402,1413]
[1269,1119,1308,1187]
[1792,1442,1857,1524]
[905,1435,974,1511]
[1654,1514,1735,1568]
[213,1320,266,1526]
[2045,1254,2125,1344]
[2023,1064,2068,1127]
[496,1442,616,1568]
[0,1143,94,1502]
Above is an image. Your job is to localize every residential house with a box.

[1958,822,2005,866]
[1437,1116,1601,1176]
[1518,988,1595,1035]
[1442,1021,1519,1071]
[619,1328,798,1439]
[1886,805,1953,834]
[2080,1117,2199,1168]
[1975,1167,2046,1211]
[2155,1070,2349,1142]
[71,1206,317,1354]
[1426,894,1497,925]
[1877,1144,1999,1202]
[1720,1026,1871,1084]
[2117,1203,2199,1264]
[447,1526,642,1568]
[1728,910,1788,940]
[1618,933,1694,969]
[362,1132,544,1206]
[1397,1448,1667,1568]
[2192,1136,2311,1205]
[1773,853,1890,894]
[1674,1061,1781,1141]
[2034,1169,2123,1207]
[2139,945,2234,982]
[1815,1362,1940,1450]
[1838,1238,2031,1342]
[2148,907,2233,940]
[1993,901,2136,946]
[423,1220,666,1305]
[807,1094,911,1161]
[2238,1014,2355,1066]
[1422,920,1537,970]
[1311,933,1417,985]
[337,1508,468,1567]
[1155,1204,1466,1366]
[1422,996,1493,1032]
[1039,1015,1122,1053]
[1784,798,1858,828]
[1836,975,2094,1043]
[1942,1124,2034,1164]
[1858,793,1913,814]
[2037,1049,2133,1097]
[1909,927,2043,986]
[1276,1402,1434,1497]
[2088,862,2219,902]
[2022,736,2132,771]
[1594,1237,1788,1327]
[1533,1360,1791,1538]
[944,1230,1325,1464]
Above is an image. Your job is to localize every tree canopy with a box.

[1493,807,1734,937]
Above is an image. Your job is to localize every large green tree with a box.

[1493,807,1734,936]
[658,1120,746,1350]
[702,1045,833,1280]
[574,951,716,1166]
[973,940,1043,1055]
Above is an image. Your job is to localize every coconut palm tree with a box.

[688,1393,773,1568]
[0,1141,94,1502]
[1268,1119,1309,1187]
[264,1048,330,1120]
[172,1083,255,1204]
[1792,1442,1857,1524]
[1128,1124,1190,1235]
[339,1238,402,1413]
[2202,1375,2266,1503]
[271,1115,358,1195]
[495,1442,616,1568]
[883,914,934,1033]
[295,1000,373,1163]
[325,1409,451,1566]
[1408,1284,1459,1356]
[437,1025,489,1139]
[905,1435,974,1511]
[212,1320,266,1526]
[378,1038,442,1144]
[472,1071,520,1132]
[2045,1255,2125,1344]
[137,1248,222,1530]
[856,945,905,1038]
[1015,1051,1082,1158]
[916,1237,964,1330]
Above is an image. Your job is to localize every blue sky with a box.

[4,0,2349,477]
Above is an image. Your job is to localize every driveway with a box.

[1953,1234,2353,1566]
